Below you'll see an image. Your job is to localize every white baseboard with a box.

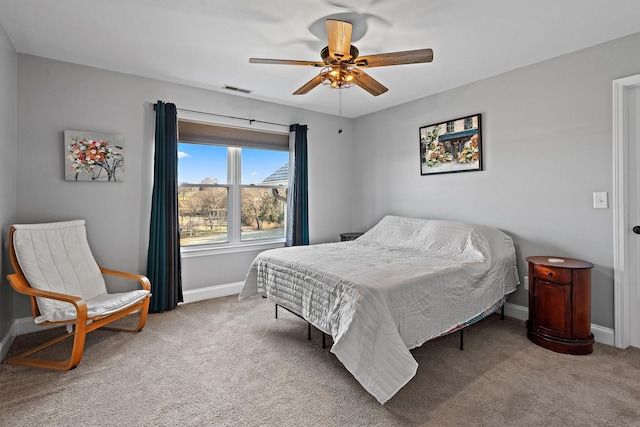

[591,324,615,347]
[503,302,615,346]
[504,302,528,321]
[0,317,58,361]
[0,324,16,362]
[181,282,243,304]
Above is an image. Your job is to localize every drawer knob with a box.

[547,272,553,277]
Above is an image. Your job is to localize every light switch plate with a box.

[593,192,608,209]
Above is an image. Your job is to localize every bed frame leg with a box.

[275,304,278,319]
[307,322,311,340]
[501,305,505,320]
[322,333,326,349]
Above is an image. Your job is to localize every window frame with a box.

[447,121,455,133]
[177,116,290,258]
[464,116,473,130]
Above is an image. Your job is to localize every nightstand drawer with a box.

[533,264,572,284]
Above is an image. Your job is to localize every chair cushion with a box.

[12,220,110,320]
[34,290,150,324]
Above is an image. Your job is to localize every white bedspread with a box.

[239,215,519,404]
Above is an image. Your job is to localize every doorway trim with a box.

[613,73,640,349]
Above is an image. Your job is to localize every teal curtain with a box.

[147,101,183,312]
[286,124,309,246]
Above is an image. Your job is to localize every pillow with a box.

[357,215,486,260]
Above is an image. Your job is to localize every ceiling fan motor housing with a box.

[321,45,360,64]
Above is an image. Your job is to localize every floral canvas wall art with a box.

[65,130,124,181]
[419,114,482,175]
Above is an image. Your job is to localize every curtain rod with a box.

[153,103,292,129]
[179,107,292,128]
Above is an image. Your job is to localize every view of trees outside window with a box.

[241,186,288,241]
[178,184,228,245]
[178,143,288,246]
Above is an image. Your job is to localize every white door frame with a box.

[613,74,640,349]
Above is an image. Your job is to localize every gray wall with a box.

[0,23,17,338]
[7,28,640,332]
[14,54,353,317]
[352,31,640,329]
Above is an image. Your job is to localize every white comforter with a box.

[239,215,519,404]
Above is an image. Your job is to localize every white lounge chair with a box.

[4,220,151,370]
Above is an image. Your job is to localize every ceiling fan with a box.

[249,19,433,96]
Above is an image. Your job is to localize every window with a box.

[177,120,289,248]
[447,121,455,133]
[178,144,229,245]
[464,116,473,130]
[240,148,289,242]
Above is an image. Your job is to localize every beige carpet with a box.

[1,295,639,427]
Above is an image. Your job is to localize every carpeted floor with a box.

[1,295,639,427]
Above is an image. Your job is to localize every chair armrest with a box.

[7,273,84,304]
[6,273,89,320]
[99,266,151,291]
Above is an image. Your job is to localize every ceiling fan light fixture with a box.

[320,65,360,90]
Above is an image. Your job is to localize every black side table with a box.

[340,232,364,242]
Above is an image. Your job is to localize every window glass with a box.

[177,142,288,247]
[178,143,229,246]
[178,186,229,245]
[241,187,287,241]
[241,148,289,241]
[242,148,289,185]
[178,144,227,185]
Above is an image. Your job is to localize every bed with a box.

[239,215,519,404]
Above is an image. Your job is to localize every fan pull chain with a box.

[338,89,343,134]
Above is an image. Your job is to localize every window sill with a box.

[180,239,285,258]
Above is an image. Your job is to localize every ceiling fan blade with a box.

[326,19,353,60]
[356,69,388,96]
[249,58,325,67]
[354,48,433,68]
[293,74,324,95]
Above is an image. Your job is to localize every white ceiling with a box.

[2,0,640,118]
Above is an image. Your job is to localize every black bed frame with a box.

[275,303,505,351]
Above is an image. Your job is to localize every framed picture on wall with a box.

[419,113,482,176]
[64,130,125,182]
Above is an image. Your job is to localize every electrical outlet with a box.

[523,276,529,290]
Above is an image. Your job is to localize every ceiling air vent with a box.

[222,85,252,94]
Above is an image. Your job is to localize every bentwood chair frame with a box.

[4,224,151,371]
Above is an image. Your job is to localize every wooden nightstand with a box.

[526,256,594,355]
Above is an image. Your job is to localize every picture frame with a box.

[64,130,125,182]
[419,113,482,176]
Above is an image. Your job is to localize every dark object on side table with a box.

[340,232,364,242]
